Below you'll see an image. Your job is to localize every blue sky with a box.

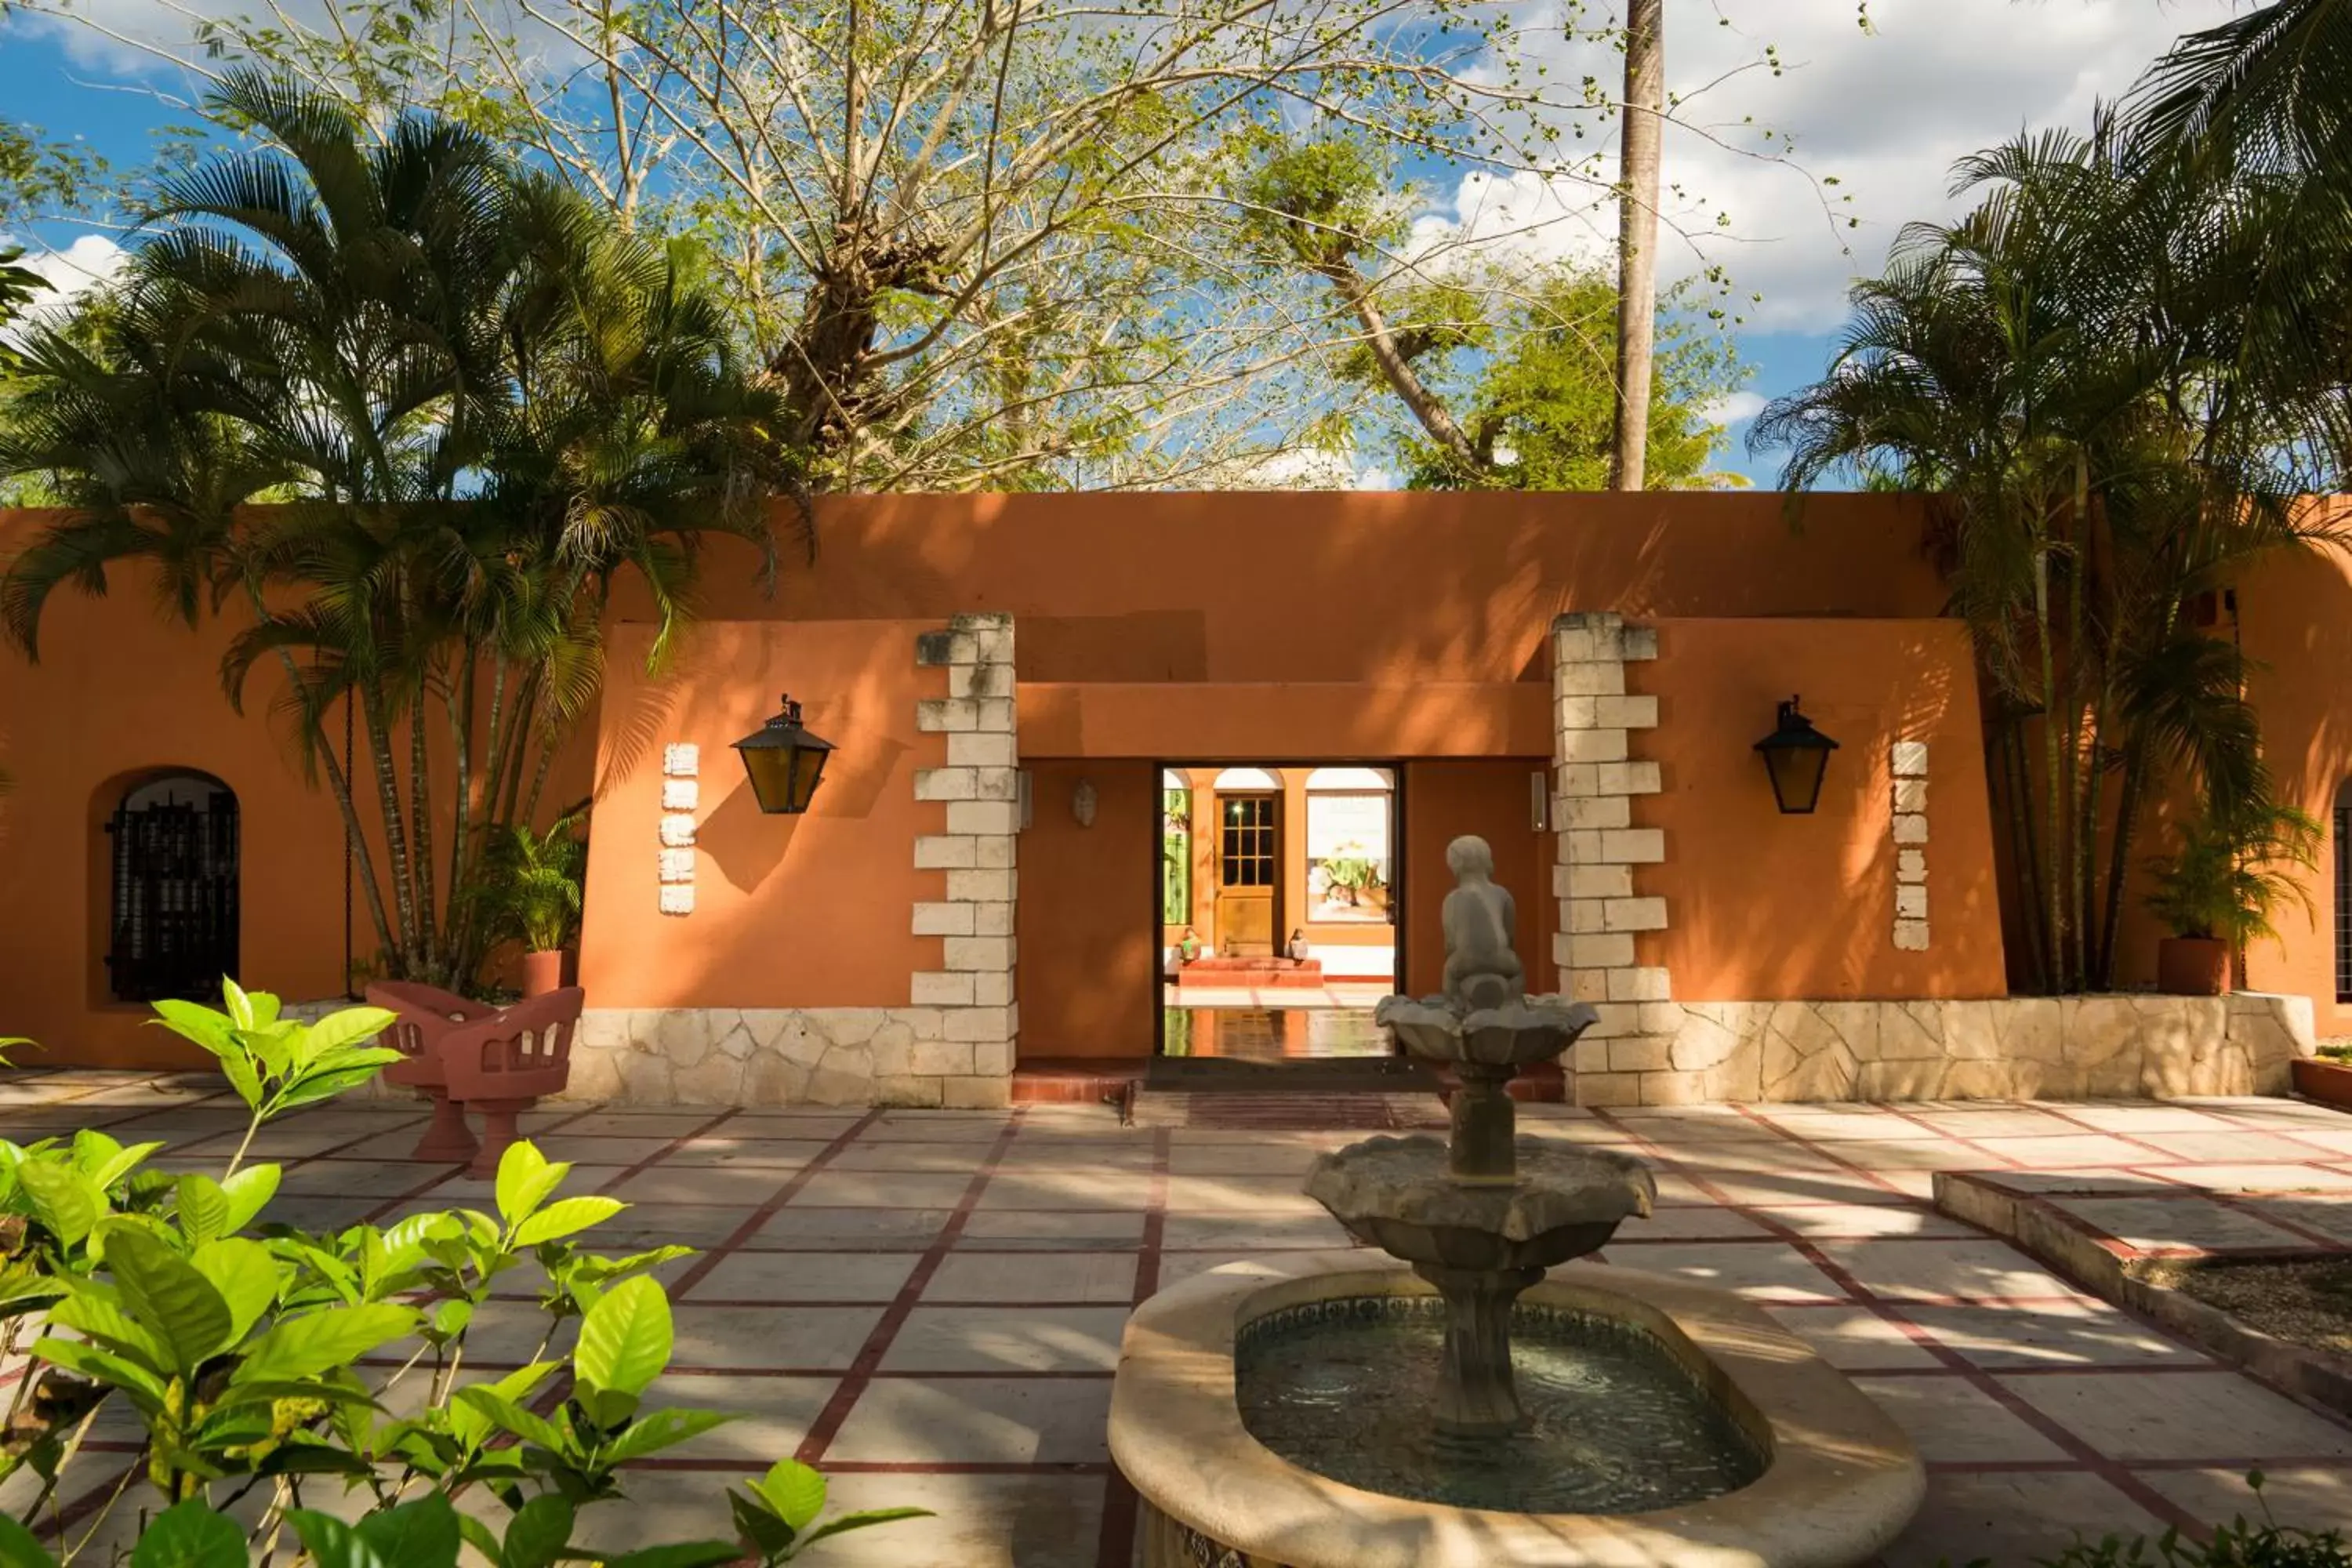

[0,1,2246,488]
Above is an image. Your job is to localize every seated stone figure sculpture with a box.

[1441,835,1524,1010]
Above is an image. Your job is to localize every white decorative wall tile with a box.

[662,778,700,811]
[662,743,701,777]
[1890,741,1929,777]
[659,884,695,916]
[659,848,695,884]
[1890,741,1929,949]
[659,812,697,848]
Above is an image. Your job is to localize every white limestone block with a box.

[1891,813,1929,845]
[1893,919,1930,951]
[1891,741,1929,777]
[659,884,695,916]
[1896,850,1928,884]
[1896,884,1929,921]
[659,812,697,848]
[662,778,700,811]
[659,848,695,883]
[662,743,700,777]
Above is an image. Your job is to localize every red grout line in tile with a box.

[1092,1127,1171,1568]
[2026,1105,2352,1253]
[590,1106,746,1196]
[1869,1103,2037,1168]
[662,1110,888,1301]
[795,1110,1031,1464]
[1595,1106,2211,1539]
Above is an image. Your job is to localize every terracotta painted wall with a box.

[1014,760,1160,1059]
[0,566,348,1068]
[2238,526,2352,1033]
[578,619,942,1009]
[626,492,1954,684]
[1635,619,2007,1001]
[1403,760,1557,998]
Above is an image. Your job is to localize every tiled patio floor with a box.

[9,1072,2352,1564]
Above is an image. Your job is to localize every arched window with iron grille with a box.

[2338,781,2352,1006]
[107,772,239,1003]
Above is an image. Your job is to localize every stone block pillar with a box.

[911,613,1019,1108]
[1548,612,1677,1105]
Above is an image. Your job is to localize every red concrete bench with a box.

[368,982,583,1175]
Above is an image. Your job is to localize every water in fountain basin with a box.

[1236,1296,1764,1515]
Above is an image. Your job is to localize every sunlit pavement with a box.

[8,1071,2352,1565]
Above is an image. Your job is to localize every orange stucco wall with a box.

[1635,619,2008,1001]
[1015,760,1161,1058]
[577,619,943,1009]
[0,568,347,1069]
[2238,528,2352,1033]
[1403,760,1558,998]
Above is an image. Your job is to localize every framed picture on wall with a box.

[1305,790,1390,923]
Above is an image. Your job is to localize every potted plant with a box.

[2145,799,2321,996]
[471,807,590,996]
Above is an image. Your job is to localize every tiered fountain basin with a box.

[1109,1252,1925,1568]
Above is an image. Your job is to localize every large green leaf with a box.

[499,1494,573,1568]
[218,1163,281,1232]
[176,1174,230,1247]
[232,1302,418,1385]
[286,1494,463,1568]
[105,1230,233,1374]
[31,1336,166,1410]
[16,1158,103,1247]
[512,1196,622,1249]
[0,1512,57,1568]
[127,1498,245,1568]
[221,977,260,1030]
[190,1239,281,1341]
[599,1546,742,1568]
[598,1406,735,1465]
[447,1361,557,1451]
[494,1141,567,1229]
[752,1457,829,1532]
[147,999,234,1057]
[793,1508,936,1550]
[574,1275,671,1398]
[301,1006,396,1057]
[449,1387,566,1452]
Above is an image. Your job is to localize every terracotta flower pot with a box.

[2292,1056,2352,1111]
[520,948,570,998]
[2156,935,2230,996]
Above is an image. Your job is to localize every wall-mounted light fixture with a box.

[1073,779,1098,828]
[1753,695,1838,815]
[731,694,835,815]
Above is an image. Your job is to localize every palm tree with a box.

[1752,120,2338,993]
[0,71,797,989]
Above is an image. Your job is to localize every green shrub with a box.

[1946,1475,2350,1568]
[0,981,924,1564]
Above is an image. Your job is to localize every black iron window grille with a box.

[107,777,239,1004]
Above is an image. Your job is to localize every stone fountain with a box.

[1107,832,1926,1566]
[1304,834,1653,1439]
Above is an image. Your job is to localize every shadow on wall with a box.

[1639,618,2006,1003]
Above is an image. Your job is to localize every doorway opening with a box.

[1157,762,1403,1063]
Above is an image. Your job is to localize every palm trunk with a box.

[2097,736,2149,986]
[2065,453,2092,992]
[1608,0,1664,492]
[361,692,419,971]
[2035,547,2068,991]
[2000,720,2050,992]
[445,647,477,946]
[408,697,440,982]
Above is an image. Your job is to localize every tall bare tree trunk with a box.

[1608,0,1664,492]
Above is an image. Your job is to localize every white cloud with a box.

[1411,0,2244,330]
[1698,390,1765,426]
[9,234,127,321]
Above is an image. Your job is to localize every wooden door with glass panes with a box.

[1212,791,1280,956]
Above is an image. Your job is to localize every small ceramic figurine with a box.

[1287,928,1311,962]
[1177,927,1203,963]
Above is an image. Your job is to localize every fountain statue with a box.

[1304,834,1654,1438]
[1105,831,1925,1566]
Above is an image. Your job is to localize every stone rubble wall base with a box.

[1572,992,2316,1107]
[564,1007,1013,1109]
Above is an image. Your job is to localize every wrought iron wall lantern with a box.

[1753,695,1839,815]
[732,694,835,815]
